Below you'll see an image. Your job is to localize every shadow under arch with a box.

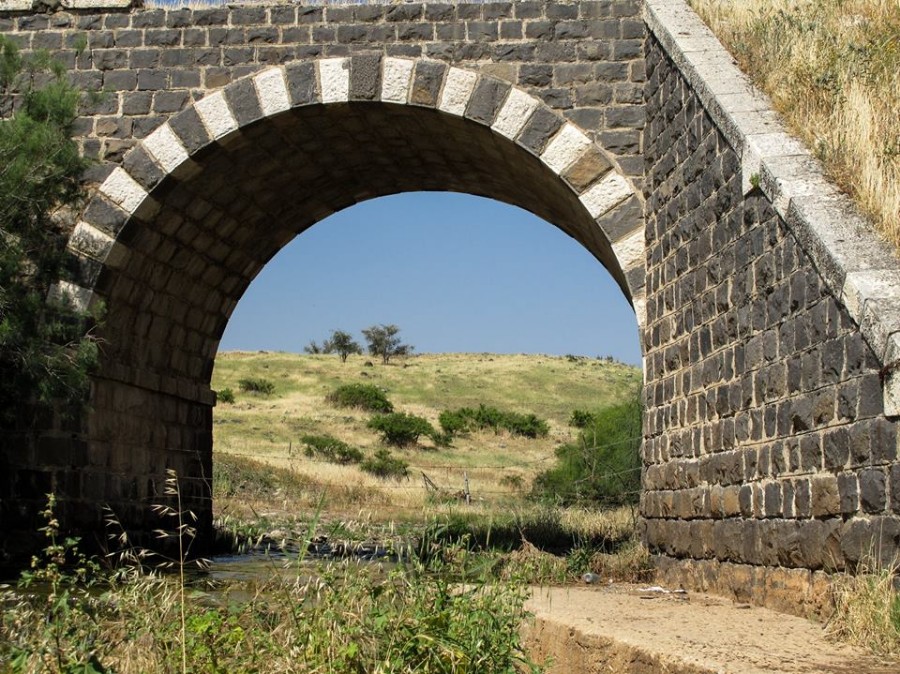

[61,55,647,543]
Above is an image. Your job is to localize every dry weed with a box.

[690,0,900,246]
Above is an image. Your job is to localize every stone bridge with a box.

[1,0,898,612]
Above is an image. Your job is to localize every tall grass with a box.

[828,555,900,657]
[690,0,900,246]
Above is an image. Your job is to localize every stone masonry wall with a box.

[0,1,647,180]
[641,29,900,612]
[0,1,651,564]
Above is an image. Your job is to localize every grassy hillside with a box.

[210,352,642,520]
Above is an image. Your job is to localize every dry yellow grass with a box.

[690,0,900,246]
[828,556,900,656]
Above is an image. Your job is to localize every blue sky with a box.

[218,192,642,365]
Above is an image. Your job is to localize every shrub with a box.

[300,434,363,465]
[502,412,549,439]
[569,409,595,428]
[217,387,235,404]
[438,409,469,436]
[327,383,393,413]
[360,448,409,480]
[237,377,275,395]
[533,395,642,506]
[439,404,549,439]
[367,412,437,447]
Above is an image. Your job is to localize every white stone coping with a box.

[645,0,900,416]
[0,0,132,11]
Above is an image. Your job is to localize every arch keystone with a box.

[438,67,478,116]
[194,91,238,141]
[318,57,350,103]
[579,171,633,219]
[253,67,291,117]
[541,123,592,174]
[381,57,415,104]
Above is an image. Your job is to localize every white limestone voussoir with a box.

[579,171,633,219]
[492,88,539,139]
[612,227,645,271]
[143,123,189,175]
[540,124,591,175]
[632,296,647,330]
[68,221,115,260]
[254,67,291,117]
[438,67,478,116]
[318,57,350,104]
[381,57,414,104]
[99,167,148,215]
[48,281,93,314]
[194,91,238,140]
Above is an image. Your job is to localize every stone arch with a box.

[56,55,649,538]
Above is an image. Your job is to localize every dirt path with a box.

[523,584,898,673]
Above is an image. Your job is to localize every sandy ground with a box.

[523,584,899,673]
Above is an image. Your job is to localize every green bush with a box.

[360,448,409,480]
[438,409,469,436]
[439,404,549,439]
[301,433,363,465]
[217,387,235,404]
[238,377,275,395]
[533,395,642,506]
[569,409,595,428]
[367,412,437,447]
[327,383,394,413]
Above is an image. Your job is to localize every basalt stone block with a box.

[168,108,212,155]
[285,61,318,106]
[350,53,381,101]
[465,77,509,124]
[224,79,262,127]
[517,106,563,154]
[410,60,446,107]
[859,468,887,513]
[83,194,129,236]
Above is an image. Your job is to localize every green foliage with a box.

[439,404,549,439]
[368,412,438,447]
[360,447,410,480]
[216,387,235,404]
[301,433,364,465]
[533,395,643,506]
[327,382,394,413]
[569,409,595,428]
[4,495,107,673]
[237,376,275,395]
[361,323,413,364]
[0,36,98,427]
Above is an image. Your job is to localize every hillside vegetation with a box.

[690,0,900,246]
[211,351,642,520]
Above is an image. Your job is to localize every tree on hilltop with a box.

[362,324,413,365]
[304,329,362,362]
